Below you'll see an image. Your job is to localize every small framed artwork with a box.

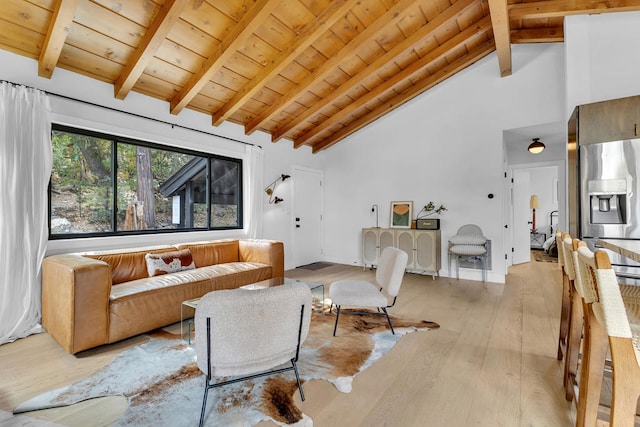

[390,201,413,228]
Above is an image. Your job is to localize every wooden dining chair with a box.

[556,230,570,361]
[561,235,587,402]
[571,245,613,427]
[577,246,640,427]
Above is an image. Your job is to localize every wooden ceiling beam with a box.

[510,0,640,19]
[169,0,281,115]
[276,0,479,144]
[243,0,421,136]
[488,0,512,77]
[38,0,79,78]
[210,0,355,126]
[511,26,564,43]
[295,16,492,148]
[311,40,496,153]
[114,0,189,100]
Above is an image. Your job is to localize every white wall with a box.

[565,11,640,117]
[321,43,566,282]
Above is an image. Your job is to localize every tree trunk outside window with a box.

[136,146,155,228]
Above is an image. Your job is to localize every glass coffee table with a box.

[181,277,324,344]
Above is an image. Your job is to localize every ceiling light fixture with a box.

[528,138,545,154]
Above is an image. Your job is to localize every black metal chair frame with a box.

[331,290,398,336]
[199,304,306,427]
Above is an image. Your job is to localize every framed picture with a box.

[390,201,412,228]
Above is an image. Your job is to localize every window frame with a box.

[49,123,243,240]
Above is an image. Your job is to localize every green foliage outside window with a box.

[50,125,242,237]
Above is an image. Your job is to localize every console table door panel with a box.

[395,230,416,268]
[379,229,395,256]
[415,230,439,272]
[362,228,379,267]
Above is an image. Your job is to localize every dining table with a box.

[597,238,640,264]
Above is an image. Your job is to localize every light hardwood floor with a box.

[1,257,577,426]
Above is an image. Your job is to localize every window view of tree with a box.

[51,131,113,233]
[50,125,242,238]
[210,158,240,227]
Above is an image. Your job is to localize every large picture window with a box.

[50,125,242,238]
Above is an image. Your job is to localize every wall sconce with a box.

[528,137,545,154]
[265,174,290,204]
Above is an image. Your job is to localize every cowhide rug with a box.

[14,312,438,426]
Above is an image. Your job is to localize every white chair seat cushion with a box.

[330,280,388,308]
[449,235,486,245]
[449,244,487,256]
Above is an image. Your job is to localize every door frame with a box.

[506,160,565,267]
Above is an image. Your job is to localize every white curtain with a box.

[0,83,52,345]
[245,144,264,239]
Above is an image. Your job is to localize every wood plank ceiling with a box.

[2,0,640,153]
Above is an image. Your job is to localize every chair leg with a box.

[381,307,395,335]
[609,337,640,427]
[455,255,460,279]
[482,254,487,282]
[576,311,608,427]
[333,305,341,336]
[291,359,305,401]
[448,251,452,278]
[557,272,570,361]
[199,381,210,427]
[564,289,583,401]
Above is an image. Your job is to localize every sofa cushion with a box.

[84,245,176,285]
[175,239,239,268]
[145,249,195,277]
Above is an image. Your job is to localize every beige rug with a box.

[14,312,439,426]
[532,249,557,263]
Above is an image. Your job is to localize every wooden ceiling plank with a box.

[511,26,564,43]
[510,0,640,19]
[38,0,80,78]
[114,0,190,100]
[488,0,511,77]
[169,0,282,116]
[210,0,356,126]
[295,15,492,148]
[244,0,421,136]
[311,40,496,153]
[281,0,480,144]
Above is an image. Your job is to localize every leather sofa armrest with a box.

[238,240,284,278]
[42,254,111,354]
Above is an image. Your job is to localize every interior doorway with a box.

[292,166,323,267]
[510,164,560,265]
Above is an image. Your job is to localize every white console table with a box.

[362,228,441,279]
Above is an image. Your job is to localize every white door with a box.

[292,167,323,267]
[512,169,531,264]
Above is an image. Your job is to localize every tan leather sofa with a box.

[42,238,284,354]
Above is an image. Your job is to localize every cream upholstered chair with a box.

[576,246,640,427]
[330,246,408,336]
[447,224,489,282]
[195,282,312,427]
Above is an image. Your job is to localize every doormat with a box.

[297,262,334,270]
[532,249,557,263]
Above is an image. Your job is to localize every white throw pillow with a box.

[145,249,195,277]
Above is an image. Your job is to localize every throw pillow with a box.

[145,249,195,277]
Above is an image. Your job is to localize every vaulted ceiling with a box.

[2,0,639,152]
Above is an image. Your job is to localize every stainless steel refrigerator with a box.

[576,138,640,280]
